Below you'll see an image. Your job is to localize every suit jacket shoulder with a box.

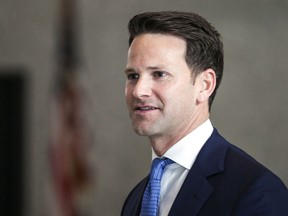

[169,129,288,216]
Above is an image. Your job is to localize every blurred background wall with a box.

[0,0,287,215]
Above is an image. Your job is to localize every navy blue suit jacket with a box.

[121,129,288,215]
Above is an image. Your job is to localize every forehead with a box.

[129,33,186,51]
[127,33,186,63]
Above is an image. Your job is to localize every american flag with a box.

[50,75,92,216]
[47,0,92,215]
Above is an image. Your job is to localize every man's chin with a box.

[133,127,154,136]
[134,128,149,136]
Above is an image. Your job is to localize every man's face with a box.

[125,33,203,141]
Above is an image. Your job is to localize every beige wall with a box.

[1,0,288,215]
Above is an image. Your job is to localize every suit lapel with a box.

[169,129,229,216]
[168,163,213,216]
[133,177,149,215]
[121,176,148,216]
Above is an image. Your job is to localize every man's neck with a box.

[150,113,210,157]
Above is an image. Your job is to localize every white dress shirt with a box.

[151,119,214,216]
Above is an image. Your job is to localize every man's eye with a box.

[153,71,167,78]
[127,73,139,80]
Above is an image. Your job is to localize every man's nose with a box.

[132,77,152,99]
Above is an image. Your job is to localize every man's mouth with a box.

[133,104,160,112]
[136,106,158,111]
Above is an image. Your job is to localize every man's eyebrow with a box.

[147,66,162,70]
[147,65,166,71]
[124,65,165,74]
[124,68,135,74]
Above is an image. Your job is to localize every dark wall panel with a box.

[0,70,26,216]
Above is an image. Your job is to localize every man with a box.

[121,11,288,216]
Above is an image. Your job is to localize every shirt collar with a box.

[152,119,213,170]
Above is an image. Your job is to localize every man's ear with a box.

[196,69,216,103]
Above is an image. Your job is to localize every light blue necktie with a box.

[140,158,174,216]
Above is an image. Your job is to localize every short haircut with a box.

[128,11,224,109]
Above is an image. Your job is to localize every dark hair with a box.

[128,11,224,110]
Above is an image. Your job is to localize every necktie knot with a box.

[150,158,174,180]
